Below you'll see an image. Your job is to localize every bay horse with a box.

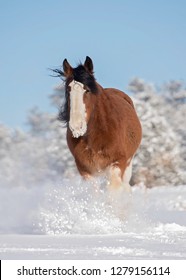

[55,56,142,190]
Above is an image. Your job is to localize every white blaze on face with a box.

[69,80,87,138]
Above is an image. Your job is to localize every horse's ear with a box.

[63,59,73,77]
[84,56,94,74]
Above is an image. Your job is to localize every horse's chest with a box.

[77,140,109,172]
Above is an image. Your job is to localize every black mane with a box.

[55,62,98,125]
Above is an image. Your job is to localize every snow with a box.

[0,176,186,259]
[0,78,186,260]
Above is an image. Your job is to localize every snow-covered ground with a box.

[0,176,186,259]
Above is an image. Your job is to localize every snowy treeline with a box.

[0,79,185,188]
[129,79,186,187]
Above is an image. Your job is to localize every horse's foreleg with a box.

[75,158,91,178]
[122,158,133,192]
[108,158,133,192]
[108,165,123,190]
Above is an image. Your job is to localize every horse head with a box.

[59,56,99,138]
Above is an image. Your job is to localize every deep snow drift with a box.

[0,176,186,259]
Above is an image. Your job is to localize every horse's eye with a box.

[85,89,90,94]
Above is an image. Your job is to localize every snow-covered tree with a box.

[129,78,186,186]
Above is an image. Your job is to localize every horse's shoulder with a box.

[104,88,134,108]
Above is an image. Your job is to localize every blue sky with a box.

[0,0,185,129]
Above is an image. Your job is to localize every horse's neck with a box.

[89,88,109,131]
